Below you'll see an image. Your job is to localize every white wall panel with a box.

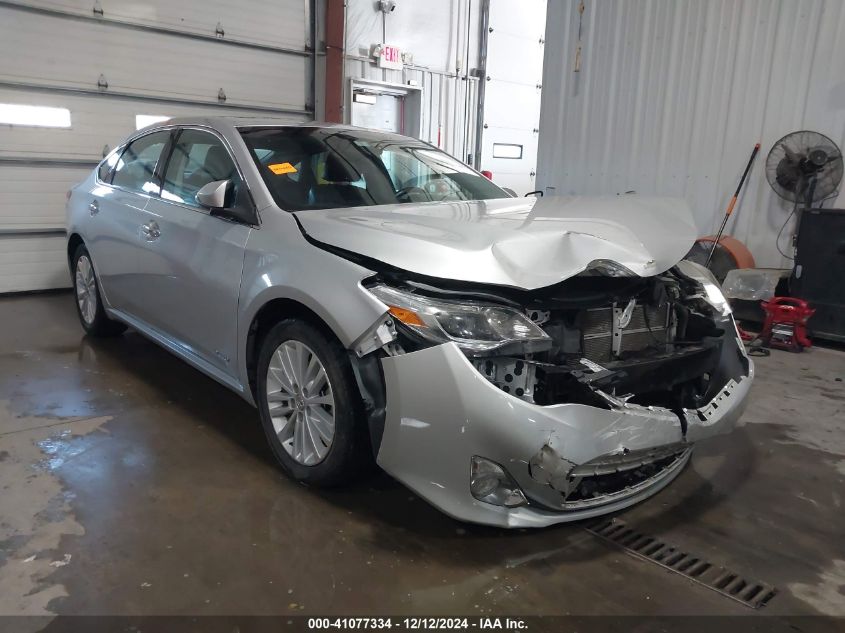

[0,0,311,292]
[538,0,845,268]
[19,0,310,49]
[483,82,541,130]
[477,0,546,195]
[0,166,87,229]
[0,87,306,161]
[345,0,480,72]
[0,236,69,293]
[343,0,481,164]
[343,59,479,163]
[479,127,539,194]
[0,7,308,109]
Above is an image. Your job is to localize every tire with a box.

[71,244,127,337]
[256,319,370,487]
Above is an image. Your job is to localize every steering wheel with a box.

[395,186,432,202]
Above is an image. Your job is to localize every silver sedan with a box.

[66,117,753,527]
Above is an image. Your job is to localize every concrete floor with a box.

[1,292,843,622]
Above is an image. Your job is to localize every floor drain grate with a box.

[585,518,778,609]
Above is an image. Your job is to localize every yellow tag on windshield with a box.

[268,162,297,175]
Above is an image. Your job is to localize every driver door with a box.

[133,128,253,377]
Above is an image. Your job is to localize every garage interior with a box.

[1,0,844,628]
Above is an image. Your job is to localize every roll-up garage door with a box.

[0,0,312,292]
[477,0,546,196]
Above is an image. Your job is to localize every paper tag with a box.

[268,162,297,175]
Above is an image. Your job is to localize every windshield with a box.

[239,126,509,211]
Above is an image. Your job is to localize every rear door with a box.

[85,129,172,313]
[135,127,252,376]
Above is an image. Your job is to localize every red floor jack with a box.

[758,297,815,352]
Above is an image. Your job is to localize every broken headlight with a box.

[676,260,732,317]
[367,284,552,355]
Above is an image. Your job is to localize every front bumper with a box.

[376,342,753,528]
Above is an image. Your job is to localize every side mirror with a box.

[502,187,517,197]
[196,179,255,225]
[196,179,231,209]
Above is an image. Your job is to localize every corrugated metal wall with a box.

[344,59,479,160]
[537,0,845,268]
[344,0,481,161]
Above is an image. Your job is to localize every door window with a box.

[161,129,240,207]
[97,148,122,184]
[111,131,170,195]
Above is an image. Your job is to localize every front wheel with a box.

[71,244,126,337]
[256,319,370,486]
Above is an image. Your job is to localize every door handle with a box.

[89,200,99,215]
[141,221,161,241]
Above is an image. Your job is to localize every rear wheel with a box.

[256,319,370,486]
[72,244,126,337]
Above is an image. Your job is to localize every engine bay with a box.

[382,268,749,416]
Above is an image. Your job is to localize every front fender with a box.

[235,208,388,402]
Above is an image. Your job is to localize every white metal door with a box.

[478,0,547,196]
[351,94,404,134]
[0,0,311,292]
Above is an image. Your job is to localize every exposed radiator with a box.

[581,303,672,362]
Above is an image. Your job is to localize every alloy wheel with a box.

[266,340,336,466]
[75,255,97,325]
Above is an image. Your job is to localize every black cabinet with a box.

[791,208,845,342]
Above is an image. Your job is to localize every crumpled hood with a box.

[293,195,698,290]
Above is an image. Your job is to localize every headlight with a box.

[584,259,637,277]
[676,260,732,316]
[367,284,552,354]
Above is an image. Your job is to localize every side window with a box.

[97,148,122,183]
[161,129,240,207]
[111,131,170,194]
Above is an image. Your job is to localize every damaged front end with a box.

[352,260,753,528]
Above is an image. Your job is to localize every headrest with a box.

[204,145,233,181]
[323,153,360,183]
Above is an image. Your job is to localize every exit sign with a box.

[378,44,403,70]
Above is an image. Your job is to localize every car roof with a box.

[154,117,412,142]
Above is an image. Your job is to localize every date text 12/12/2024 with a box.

[307,618,529,630]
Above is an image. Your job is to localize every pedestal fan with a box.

[765,130,843,258]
